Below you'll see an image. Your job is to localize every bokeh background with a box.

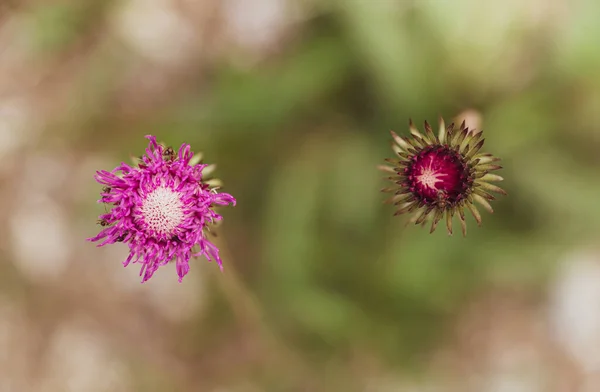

[1,0,600,391]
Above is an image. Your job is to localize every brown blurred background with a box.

[1,0,600,391]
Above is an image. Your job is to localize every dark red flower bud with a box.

[380,118,506,236]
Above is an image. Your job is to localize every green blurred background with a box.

[1,0,599,391]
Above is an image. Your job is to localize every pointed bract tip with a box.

[438,116,445,128]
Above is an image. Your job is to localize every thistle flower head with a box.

[380,118,506,236]
[88,135,236,283]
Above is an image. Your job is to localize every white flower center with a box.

[140,186,185,235]
[416,155,447,190]
[417,168,446,189]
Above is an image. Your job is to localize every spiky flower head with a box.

[380,118,506,236]
[88,135,236,283]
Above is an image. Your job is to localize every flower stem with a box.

[213,238,320,388]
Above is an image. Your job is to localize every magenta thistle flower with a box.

[88,135,236,283]
[380,118,506,236]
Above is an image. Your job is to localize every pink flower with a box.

[89,135,236,283]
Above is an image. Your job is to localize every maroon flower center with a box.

[405,146,471,205]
